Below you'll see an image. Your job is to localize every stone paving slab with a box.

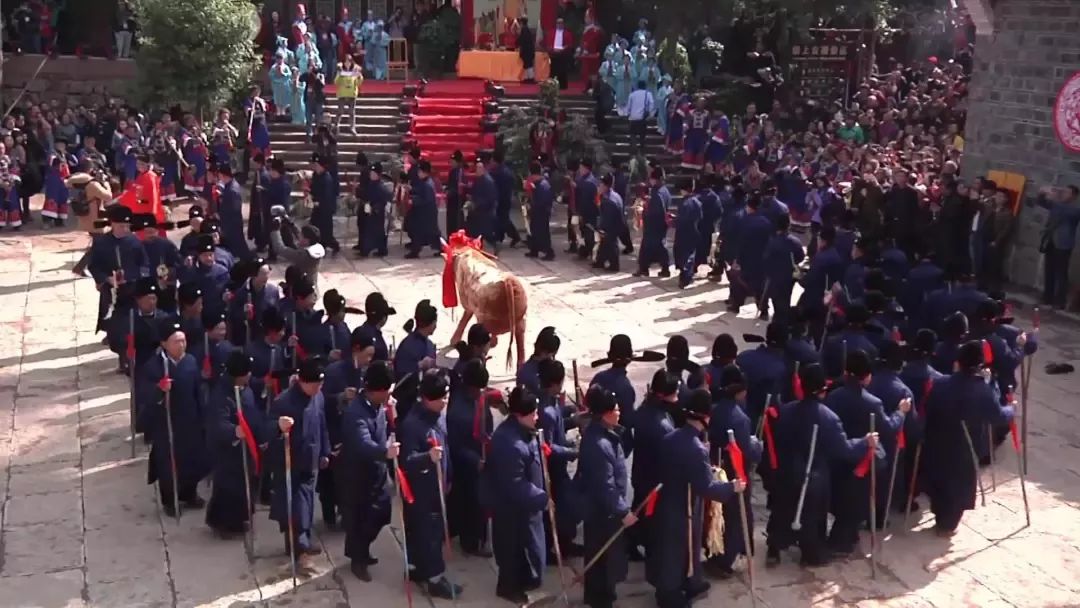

[2,227,1080,607]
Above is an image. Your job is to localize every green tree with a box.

[131,0,260,113]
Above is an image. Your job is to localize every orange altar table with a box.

[456,50,551,82]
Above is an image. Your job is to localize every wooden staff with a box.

[755,394,773,440]
[987,425,996,492]
[244,280,253,349]
[904,443,923,528]
[960,420,986,507]
[525,484,664,608]
[160,351,181,524]
[883,405,909,530]
[686,486,694,579]
[429,434,456,606]
[390,432,414,608]
[727,430,756,608]
[234,385,255,559]
[1021,306,1039,474]
[572,359,584,407]
[792,424,819,531]
[290,311,298,368]
[868,413,877,579]
[284,428,298,589]
[537,434,570,607]
[128,309,136,458]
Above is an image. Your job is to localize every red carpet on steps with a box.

[408,91,488,180]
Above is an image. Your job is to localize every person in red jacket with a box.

[118,154,166,238]
[578,6,603,81]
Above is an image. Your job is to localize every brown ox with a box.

[442,231,528,368]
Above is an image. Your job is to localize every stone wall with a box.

[1,55,137,107]
[963,0,1080,292]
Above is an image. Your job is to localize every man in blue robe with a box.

[355,291,396,363]
[624,369,679,561]
[467,155,498,248]
[206,350,267,537]
[340,361,398,580]
[137,318,210,518]
[488,387,549,603]
[446,358,496,558]
[267,357,332,575]
[537,359,581,560]
[398,369,463,599]
[393,299,438,419]
[516,327,561,395]
[405,160,442,258]
[594,174,623,272]
[491,150,522,248]
[634,168,672,278]
[217,164,250,257]
[524,161,555,260]
[89,204,149,336]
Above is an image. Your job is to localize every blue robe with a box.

[576,421,631,606]
[645,425,737,607]
[406,176,441,251]
[137,352,210,493]
[249,338,288,411]
[180,261,229,317]
[206,383,266,532]
[487,417,548,593]
[218,179,249,257]
[89,232,149,331]
[763,232,806,324]
[269,61,294,111]
[362,180,391,256]
[589,367,636,413]
[539,394,578,553]
[528,177,554,255]
[467,173,497,243]
[290,77,307,126]
[673,195,702,286]
[446,385,492,551]
[369,31,390,80]
[355,320,390,363]
[922,372,1014,529]
[707,396,763,566]
[228,280,282,346]
[266,385,331,551]
[399,406,452,580]
[340,392,393,561]
[639,185,671,271]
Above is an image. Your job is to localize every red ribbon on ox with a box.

[441,230,484,309]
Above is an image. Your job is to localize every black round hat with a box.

[586,385,618,416]
[507,386,539,416]
[298,357,326,383]
[419,368,450,400]
[650,368,680,397]
[365,361,394,391]
[225,349,253,377]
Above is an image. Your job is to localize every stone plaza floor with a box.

[2,221,1080,608]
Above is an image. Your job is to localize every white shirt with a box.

[554,29,565,50]
[626,89,654,121]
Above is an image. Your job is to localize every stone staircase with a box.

[267,94,403,193]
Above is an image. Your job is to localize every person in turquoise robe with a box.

[656,75,674,135]
[269,53,294,117]
[369,22,390,80]
[360,11,378,73]
[290,72,308,127]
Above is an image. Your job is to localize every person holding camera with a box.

[269,209,326,288]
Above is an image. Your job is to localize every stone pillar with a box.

[963,0,1080,293]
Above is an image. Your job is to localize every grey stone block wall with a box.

[963,0,1080,292]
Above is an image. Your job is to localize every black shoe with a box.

[375,250,388,257]
[632,270,649,277]
[800,551,832,567]
[658,269,671,278]
[352,244,364,251]
[162,504,177,518]
[350,560,372,582]
[758,311,770,321]
[765,547,781,567]
[404,251,419,259]
[509,237,521,248]
[900,500,920,513]
[685,579,710,601]
[704,558,734,579]
[622,246,634,255]
[433,250,442,258]
[355,251,369,259]
[426,577,462,600]
[627,545,645,562]
[591,262,605,269]
[496,588,529,604]
[564,542,585,557]
[541,252,555,261]
[524,250,539,258]
[183,496,206,509]
[324,515,337,530]
[565,244,578,254]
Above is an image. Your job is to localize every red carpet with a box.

[329,77,587,97]
[405,88,492,181]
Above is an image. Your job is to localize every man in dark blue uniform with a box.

[525,161,555,260]
[446,358,495,558]
[284,278,326,365]
[446,150,467,235]
[228,257,281,347]
[355,292,396,363]
[133,214,181,314]
[250,308,289,413]
[467,154,497,247]
[109,276,169,374]
[217,164,251,257]
[137,318,210,518]
[727,194,773,313]
[398,369,462,599]
[735,322,789,425]
[764,363,877,567]
[594,173,623,272]
[360,162,392,258]
[205,350,266,538]
[625,369,680,561]
[488,386,549,603]
[393,299,438,417]
[923,341,1015,535]
[181,234,229,318]
[695,175,720,268]
[537,359,581,561]
[673,184,703,288]
[309,154,340,255]
[491,150,522,248]
[577,385,634,608]
[763,214,806,324]
[824,349,907,552]
[822,303,880,379]
[90,204,149,335]
[340,361,398,581]
[590,334,660,414]
[268,357,332,574]
[405,160,442,258]
[516,326,560,396]
[575,160,600,260]
[705,365,762,578]
[646,389,744,608]
[866,340,915,522]
[634,167,672,278]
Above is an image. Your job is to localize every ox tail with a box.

[505,276,516,371]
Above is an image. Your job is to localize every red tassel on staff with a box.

[727,437,747,483]
[1009,420,1021,453]
[237,405,262,474]
[982,340,994,366]
[202,353,212,376]
[919,378,934,417]
[157,365,171,392]
[854,444,874,478]
[125,333,136,361]
[295,342,309,361]
[540,438,553,459]
[396,467,415,504]
[896,426,907,450]
[891,326,903,344]
[762,407,779,469]
[792,372,804,400]
[385,401,397,430]
[643,485,660,517]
